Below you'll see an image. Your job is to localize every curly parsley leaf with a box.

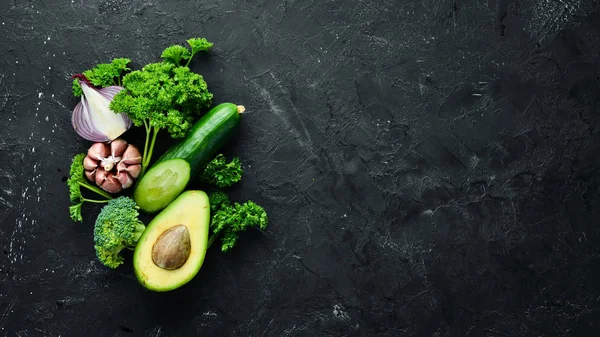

[161,45,191,65]
[71,58,131,96]
[201,154,243,188]
[207,192,268,252]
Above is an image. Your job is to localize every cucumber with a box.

[133,103,243,213]
[133,159,190,213]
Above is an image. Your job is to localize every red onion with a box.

[71,76,132,142]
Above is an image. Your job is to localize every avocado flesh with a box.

[133,190,210,292]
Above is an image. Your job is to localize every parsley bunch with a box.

[208,192,268,252]
[109,38,214,177]
[201,154,243,188]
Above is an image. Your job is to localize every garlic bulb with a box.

[84,139,142,193]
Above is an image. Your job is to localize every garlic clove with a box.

[83,155,99,170]
[88,142,110,160]
[127,164,142,179]
[95,168,108,186]
[116,171,134,189]
[116,161,127,173]
[101,175,123,193]
[84,169,96,182]
[121,145,142,165]
[110,139,128,157]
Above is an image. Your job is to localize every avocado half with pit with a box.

[133,190,210,292]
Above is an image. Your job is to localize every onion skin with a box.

[83,139,142,193]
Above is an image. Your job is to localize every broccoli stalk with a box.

[94,197,146,269]
[109,38,214,177]
[68,153,113,222]
[207,192,268,252]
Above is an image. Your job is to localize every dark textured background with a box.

[1,0,600,336]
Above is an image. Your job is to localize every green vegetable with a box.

[161,38,213,67]
[72,58,131,96]
[133,102,243,213]
[201,154,243,188]
[133,190,210,292]
[110,38,214,177]
[67,153,112,222]
[208,191,230,212]
[208,192,268,252]
[132,159,191,214]
[94,196,146,269]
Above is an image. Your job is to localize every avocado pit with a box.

[152,225,191,270]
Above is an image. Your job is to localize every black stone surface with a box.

[1,0,600,336]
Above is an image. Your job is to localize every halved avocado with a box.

[133,190,210,292]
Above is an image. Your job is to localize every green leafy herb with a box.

[208,191,230,213]
[110,39,213,177]
[72,58,131,96]
[201,154,243,188]
[161,45,191,65]
[161,38,213,67]
[207,192,268,252]
[67,153,112,222]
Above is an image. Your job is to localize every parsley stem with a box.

[78,182,113,200]
[140,126,160,177]
[81,197,111,204]
[185,52,195,67]
[207,233,218,249]
[141,119,151,176]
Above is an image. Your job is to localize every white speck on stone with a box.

[15,60,18,64]
[45,116,49,121]
[38,92,43,99]
[47,37,51,41]
[333,304,350,320]
[48,66,51,70]
[31,147,35,153]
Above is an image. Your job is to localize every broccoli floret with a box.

[94,196,146,269]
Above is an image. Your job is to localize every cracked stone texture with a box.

[1,0,600,336]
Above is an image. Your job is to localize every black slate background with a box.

[2,0,600,336]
